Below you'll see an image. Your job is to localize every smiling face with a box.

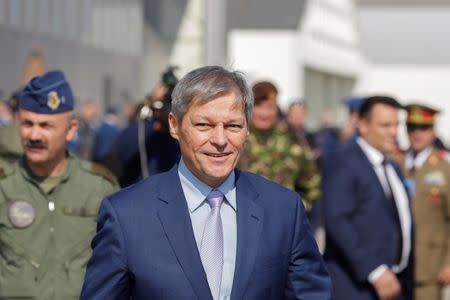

[407,125,435,152]
[251,93,278,131]
[168,92,249,187]
[19,109,77,167]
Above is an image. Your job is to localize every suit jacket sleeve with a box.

[80,197,130,300]
[284,195,333,299]
[323,157,385,282]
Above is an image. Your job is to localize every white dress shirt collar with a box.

[357,137,385,166]
[405,146,433,171]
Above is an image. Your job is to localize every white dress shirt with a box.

[405,146,433,171]
[357,138,412,282]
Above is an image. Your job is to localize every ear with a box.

[66,117,78,142]
[358,118,368,137]
[168,112,180,141]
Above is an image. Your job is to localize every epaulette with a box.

[0,161,14,179]
[391,149,406,165]
[82,161,118,185]
[438,150,450,163]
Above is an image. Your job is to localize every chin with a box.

[25,154,47,165]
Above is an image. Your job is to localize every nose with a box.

[210,125,227,148]
[28,126,42,141]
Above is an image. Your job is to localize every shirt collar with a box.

[178,157,236,213]
[406,146,433,170]
[357,137,385,166]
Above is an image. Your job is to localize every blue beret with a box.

[19,70,74,114]
[343,97,366,112]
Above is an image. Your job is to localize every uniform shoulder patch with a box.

[437,150,450,163]
[82,161,118,185]
[0,161,14,179]
[391,150,406,165]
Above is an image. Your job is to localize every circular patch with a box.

[8,201,35,228]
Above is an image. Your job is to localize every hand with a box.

[372,269,401,300]
[438,265,450,285]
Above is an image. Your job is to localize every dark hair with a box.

[359,95,402,120]
[252,81,278,106]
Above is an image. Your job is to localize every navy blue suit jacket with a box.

[80,165,332,299]
[323,141,413,300]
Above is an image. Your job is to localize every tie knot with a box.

[382,157,390,166]
[206,189,224,208]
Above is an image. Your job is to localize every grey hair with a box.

[171,66,253,123]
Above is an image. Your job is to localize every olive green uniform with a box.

[0,124,23,162]
[397,149,450,299]
[239,123,321,210]
[0,155,118,299]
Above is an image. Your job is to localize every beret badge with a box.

[47,91,61,111]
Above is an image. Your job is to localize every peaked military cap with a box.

[19,70,74,114]
[404,103,440,125]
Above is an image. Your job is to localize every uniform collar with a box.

[19,152,74,183]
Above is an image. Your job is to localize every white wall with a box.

[355,65,450,145]
[228,30,299,110]
[299,0,364,78]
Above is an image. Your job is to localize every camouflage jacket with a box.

[239,123,321,210]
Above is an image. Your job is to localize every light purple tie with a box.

[200,189,224,300]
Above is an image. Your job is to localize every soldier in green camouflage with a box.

[238,81,320,210]
[0,70,119,299]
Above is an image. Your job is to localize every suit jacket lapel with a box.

[156,166,212,300]
[231,171,264,300]
[354,142,391,203]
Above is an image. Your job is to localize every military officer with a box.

[0,70,119,299]
[238,81,321,210]
[396,103,450,299]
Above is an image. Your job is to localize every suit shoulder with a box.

[107,170,170,206]
[238,170,300,203]
[79,159,118,186]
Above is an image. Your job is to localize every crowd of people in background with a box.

[0,66,449,299]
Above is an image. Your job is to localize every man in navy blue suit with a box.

[323,96,414,300]
[80,66,332,300]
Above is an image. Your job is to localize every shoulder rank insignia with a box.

[438,150,450,163]
[89,163,118,185]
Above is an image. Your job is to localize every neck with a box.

[27,153,69,177]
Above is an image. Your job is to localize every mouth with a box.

[205,152,231,158]
[26,146,47,152]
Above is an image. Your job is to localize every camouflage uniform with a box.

[239,122,321,210]
[0,155,118,299]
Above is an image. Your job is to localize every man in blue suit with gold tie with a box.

[80,66,332,299]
